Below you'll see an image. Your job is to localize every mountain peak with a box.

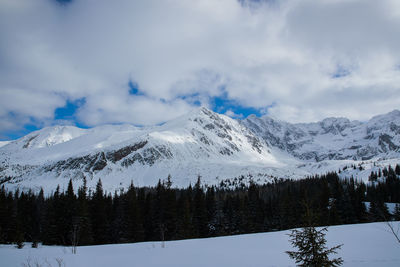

[191,106,215,118]
[319,117,351,129]
[384,109,400,118]
[369,109,400,124]
[388,109,400,115]
[10,125,86,150]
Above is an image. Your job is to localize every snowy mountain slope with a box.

[1,222,399,267]
[0,108,399,193]
[242,110,400,161]
[0,107,302,192]
[0,141,10,148]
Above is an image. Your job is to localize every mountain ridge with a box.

[242,109,400,161]
[0,107,399,193]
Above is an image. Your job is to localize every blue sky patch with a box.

[54,98,85,120]
[1,112,41,140]
[1,124,41,141]
[210,92,266,119]
[54,98,84,120]
[128,80,145,96]
[54,98,87,128]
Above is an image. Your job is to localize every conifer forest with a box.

[1,165,400,247]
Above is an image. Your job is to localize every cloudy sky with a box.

[1,0,400,140]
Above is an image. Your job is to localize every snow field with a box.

[1,222,399,267]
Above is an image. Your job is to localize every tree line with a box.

[0,165,400,247]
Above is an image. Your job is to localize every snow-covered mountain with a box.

[242,110,400,161]
[0,107,399,193]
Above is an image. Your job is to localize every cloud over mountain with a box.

[1,0,399,139]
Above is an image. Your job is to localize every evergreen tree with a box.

[328,199,342,226]
[286,207,343,267]
[110,191,124,243]
[154,180,166,242]
[65,179,78,245]
[369,199,389,222]
[143,190,157,240]
[134,188,145,242]
[286,226,343,267]
[164,184,177,240]
[0,186,8,243]
[77,177,93,245]
[393,203,400,221]
[42,186,63,245]
[192,176,208,237]
[395,164,400,176]
[91,179,110,244]
[176,190,194,239]
[247,182,264,232]
[124,182,138,242]
[205,187,218,236]
[32,188,45,244]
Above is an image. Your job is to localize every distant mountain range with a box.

[243,109,400,161]
[1,107,399,193]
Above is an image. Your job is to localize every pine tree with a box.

[395,164,400,176]
[369,199,389,222]
[286,226,343,267]
[77,177,93,245]
[65,179,77,246]
[328,199,341,226]
[286,206,343,267]
[393,203,400,221]
[192,176,208,237]
[91,179,109,244]
[164,184,177,240]
[33,188,45,244]
[176,190,194,239]
[124,182,138,242]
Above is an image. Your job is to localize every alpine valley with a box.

[1,107,399,193]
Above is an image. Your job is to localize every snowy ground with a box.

[1,222,399,267]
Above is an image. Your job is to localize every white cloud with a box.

[0,0,400,136]
[224,109,244,119]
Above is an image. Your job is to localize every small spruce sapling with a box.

[286,204,343,267]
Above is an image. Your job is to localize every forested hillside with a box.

[1,165,399,246]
